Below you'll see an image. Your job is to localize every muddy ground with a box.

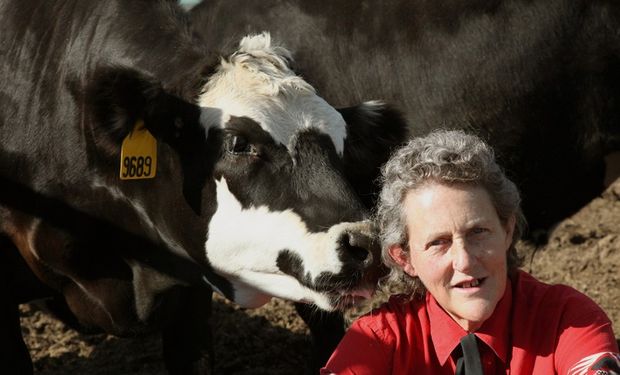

[20,178,620,374]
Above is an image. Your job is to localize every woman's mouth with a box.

[455,277,486,288]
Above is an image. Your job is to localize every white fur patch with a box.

[205,178,363,310]
[198,32,347,155]
[199,106,224,131]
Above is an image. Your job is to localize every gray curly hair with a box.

[375,129,526,296]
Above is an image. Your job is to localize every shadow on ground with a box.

[23,296,311,375]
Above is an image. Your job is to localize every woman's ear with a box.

[388,244,417,277]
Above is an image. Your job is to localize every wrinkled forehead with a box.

[197,33,347,154]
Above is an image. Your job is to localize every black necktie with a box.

[455,333,484,375]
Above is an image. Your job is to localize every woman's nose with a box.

[451,240,477,272]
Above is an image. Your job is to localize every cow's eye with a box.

[226,135,258,155]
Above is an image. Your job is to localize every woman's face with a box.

[389,182,515,332]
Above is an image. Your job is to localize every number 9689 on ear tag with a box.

[119,120,157,180]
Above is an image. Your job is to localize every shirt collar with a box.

[428,277,513,366]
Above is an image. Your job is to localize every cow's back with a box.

[0,0,211,334]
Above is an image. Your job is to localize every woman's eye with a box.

[470,227,489,236]
[226,135,257,155]
[427,238,449,250]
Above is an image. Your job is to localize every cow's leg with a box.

[0,299,32,375]
[162,287,214,375]
[295,302,345,374]
[0,239,34,375]
[38,294,92,333]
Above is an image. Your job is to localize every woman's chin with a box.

[448,300,497,331]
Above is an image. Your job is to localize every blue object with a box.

[178,0,201,9]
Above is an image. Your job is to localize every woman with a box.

[322,130,619,374]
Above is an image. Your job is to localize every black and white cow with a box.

[191,0,620,234]
[0,0,407,373]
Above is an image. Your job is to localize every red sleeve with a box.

[554,289,619,375]
[320,315,394,375]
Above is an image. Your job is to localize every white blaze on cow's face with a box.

[206,179,375,310]
[197,33,377,310]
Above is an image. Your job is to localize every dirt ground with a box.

[20,178,620,375]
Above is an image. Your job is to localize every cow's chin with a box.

[329,288,375,310]
[227,273,334,310]
[228,287,273,309]
[225,272,374,311]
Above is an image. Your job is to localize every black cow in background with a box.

[191,0,620,236]
[0,0,407,373]
[189,0,620,370]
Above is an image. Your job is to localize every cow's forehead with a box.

[197,32,347,154]
[201,91,347,154]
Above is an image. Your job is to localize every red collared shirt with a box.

[321,270,619,374]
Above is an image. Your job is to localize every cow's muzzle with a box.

[311,220,384,310]
[337,228,376,268]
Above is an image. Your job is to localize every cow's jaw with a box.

[205,178,374,311]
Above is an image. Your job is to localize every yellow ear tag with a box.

[119,120,157,180]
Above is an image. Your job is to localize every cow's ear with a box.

[338,101,409,208]
[85,66,210,214]
[85,66,203,158]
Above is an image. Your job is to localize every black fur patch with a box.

[85,66,164,159]
[85,65,218,214]
[215,117,370,232]
[339,103,409,208]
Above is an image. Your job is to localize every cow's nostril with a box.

[350,245,369,263]
[340,232,372,264]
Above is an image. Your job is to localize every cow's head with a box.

[85,32,408,311]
